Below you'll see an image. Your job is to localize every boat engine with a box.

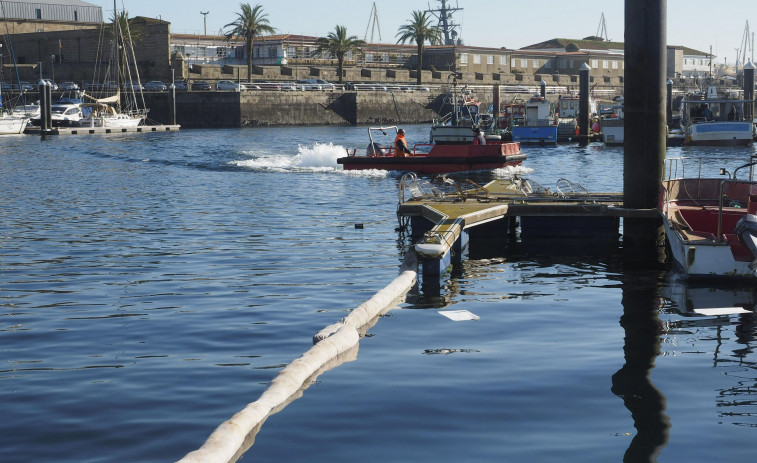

[735,213,757,275]
[367,142,390,156]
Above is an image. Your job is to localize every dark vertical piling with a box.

[492,84,500,129]
[578,63,591,144]
[623,0,666,261]
[540,80,546,98]
[744,61,754,122]
[666,79,673,126]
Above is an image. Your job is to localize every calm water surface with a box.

[1,127,756,462]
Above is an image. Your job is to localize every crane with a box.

[364,3,382,43]
[596,12,610,42]
[736,20,753,67]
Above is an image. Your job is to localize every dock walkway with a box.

[397,176,657,276]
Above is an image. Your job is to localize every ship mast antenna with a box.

[425,0,463,46]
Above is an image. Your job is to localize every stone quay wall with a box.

[144,90,454,128]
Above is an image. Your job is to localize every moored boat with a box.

[659,155,757,278]
[508,95,558,144]
[680,86,754,146]
[599,96,624,145]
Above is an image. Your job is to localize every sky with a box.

[92,1,756,65]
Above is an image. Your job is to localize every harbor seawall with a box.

[143,91,450,128]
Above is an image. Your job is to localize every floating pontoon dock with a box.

[397,175,658,277]
[24,125,181,135]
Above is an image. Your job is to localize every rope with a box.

[176,251,418,463]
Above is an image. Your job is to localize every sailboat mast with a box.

[113,0,119,90]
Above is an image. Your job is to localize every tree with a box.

[224,3,275,82]
[396,10,442,85]
[314,25,365,84]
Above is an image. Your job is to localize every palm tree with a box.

[224,3,275,82]
[396,10,442,85]
[314,25,365,84]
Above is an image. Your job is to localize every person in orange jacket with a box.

[394,128,412,157]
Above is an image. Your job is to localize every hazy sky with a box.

[93,0,756,65]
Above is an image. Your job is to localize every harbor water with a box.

[2,126,756,462]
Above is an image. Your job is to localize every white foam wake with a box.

[231,142,388,177]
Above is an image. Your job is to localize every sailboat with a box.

[80,1,148,128]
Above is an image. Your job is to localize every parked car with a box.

[172,80,188,91]
[83,81,102,91]
[144,81,167,91]
[59,81,80,91]
[191,81,211,91]
[239,83,261,90]
[123,81,144,91]
[216,80,240,91]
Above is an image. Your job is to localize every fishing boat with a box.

[679,86,754,146]
[659,155,757,278]
[555,93,597,141]
[509,95,558,144]
[338,79,525,174]
[599,96,624,145]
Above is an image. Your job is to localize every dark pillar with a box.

[744,61,754,122]
[579,63,590,143]
[540,80,546,98]
[623,0,666,262]
[666,79,673,126]
[492,84,500,129]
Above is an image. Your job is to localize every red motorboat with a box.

[338,125,526,174]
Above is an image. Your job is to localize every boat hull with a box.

[601,119,624,145]
[0,116,28,135]
[338,142,525,174]
[511,125,558,144]
[685,121,754,146]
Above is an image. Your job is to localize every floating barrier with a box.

[176,251,418,463]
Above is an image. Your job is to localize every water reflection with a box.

[659,274,757,428]
[613,271,671,462]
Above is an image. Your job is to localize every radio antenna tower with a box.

[426,0,463,46]
[596,12,610,41]
[364,3,382,43]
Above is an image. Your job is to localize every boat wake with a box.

[232,142,388,177]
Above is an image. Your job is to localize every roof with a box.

[0,0,99,6]
[523,37,711,57]
[521,38,625,51]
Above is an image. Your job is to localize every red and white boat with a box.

[659,156,757,278]
[337,125,525,174]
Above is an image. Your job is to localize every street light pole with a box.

[200,11,209,36]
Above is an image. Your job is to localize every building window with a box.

[460,53,468,64]
[35,8,42,19]
[365,53,374,62]
[486,55,494,65]
[499,55,507,66]
[473,54,481,64]
[533,59,539,68]
[520,58,528,68]
[591,59,599,68]
[612,60,618,69]
[602,60,609,69]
